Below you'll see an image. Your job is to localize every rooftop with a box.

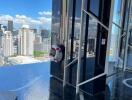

[8,56,41,65]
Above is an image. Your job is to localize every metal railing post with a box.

[75,0,85,99]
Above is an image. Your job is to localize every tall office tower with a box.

[31,29,37,33]
[41,29,49,41]
[2,31,14,57]
[8,20,13,32]
[1,25,7,32]
[0,24,2,31]
[0,30,3,48]
[18,25,34,56]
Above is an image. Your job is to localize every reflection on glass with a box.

[119,35,126,59]
[73,0,81,58]
[90,0,99,17]
[127,47,132,67]
[86,18,97,57]
[51,0,61,45]
[109,24,122,61]
[84,0,100,17]
[129,28,132,45]
[67,0,73,60]
[113,0,122,26]
[67,0,81,62]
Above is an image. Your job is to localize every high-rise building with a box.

[31,29,37,33]
[2,31,14,57]
[41,29,49,41]
[0,24,2,31]
[34,35,42,44]
[8,20,13,32]
[1,25,7,32]
[0,31,3,48]
[18,25,34,56]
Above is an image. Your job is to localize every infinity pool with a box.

[0,62,50,100]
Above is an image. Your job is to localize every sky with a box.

[0,0,52,30]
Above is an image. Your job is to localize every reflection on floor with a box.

[108,71,132,100]
[49,71,132,100]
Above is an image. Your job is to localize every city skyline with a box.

[0,0,52,30]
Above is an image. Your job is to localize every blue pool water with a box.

[0,62,50,100]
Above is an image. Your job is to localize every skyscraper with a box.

[0,30,3,48]
[41,29,49,41]
[18,25,34,56]
[8,20,13,32]
[2,31,14,57]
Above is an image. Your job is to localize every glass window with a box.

[90,0,100,16]
[127,46,132,67]
[113,0,122,26]
[51,0,61,44]
[119,35,126,59]
[0,0,51,66]
[73,0,82,58]
[129,29,132,45]
[84,0,100,17]
[67,0,73,61]
[67,0,82,61]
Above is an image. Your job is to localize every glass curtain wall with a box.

[64,0,112,98]
[126,0,132,69]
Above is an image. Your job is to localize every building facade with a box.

[18,25,34,56]
[2,31,14,57]
[8,20,13,32]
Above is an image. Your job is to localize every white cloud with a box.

[38,17,51,23]
[0,14,51,30]
[0,15,13,21]
[38,11,52,16]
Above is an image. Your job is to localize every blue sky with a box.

[0,0,52,30]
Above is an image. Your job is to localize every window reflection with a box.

[51,0,61,45]
[113,0,122,26]
[67,0,81,60]
[90,0,100,17]
[87,18,97,56]
[129,29,132,45]
[119,35,126,59]
[73,0,81,58]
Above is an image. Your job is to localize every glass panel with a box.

[129,29,132,45]
[67,0,73,61]
[112,0,122,27]
[90,0,100,17]
[127,46,132,67]
[67,0,82,63]
[84,0,100,17]
[109,23,122,62]
[0,0,51,67]
[0,0,52,99]
[119,35,126,59]
[73,0,82,59]
[126,0,132,70]
[74,11,109,86]
[51,0,61,45]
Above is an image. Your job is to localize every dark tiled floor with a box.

[49,71,132,100]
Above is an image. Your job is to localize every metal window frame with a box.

[63,0,127,99]
[118,0,128,61]
[105,0,128,74]
[105,0,115,75]
[75,0,114,98]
